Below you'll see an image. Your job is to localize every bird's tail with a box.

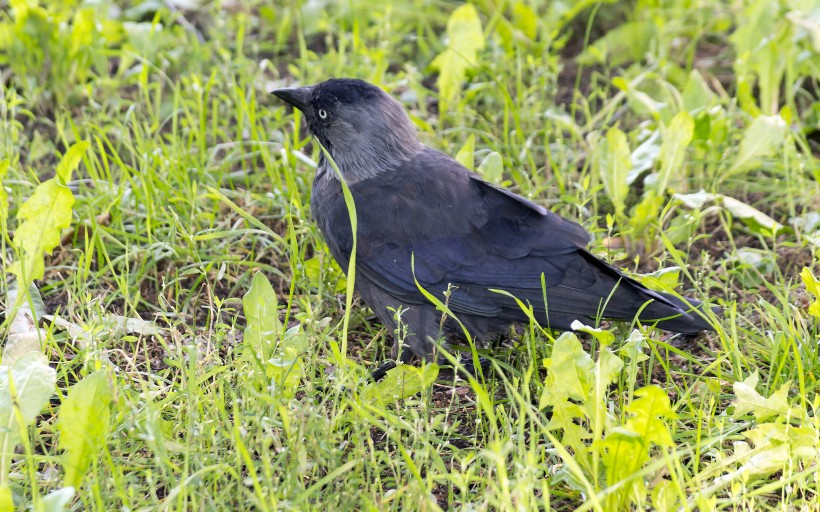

[579,250,719,334]
[644,292,719,334]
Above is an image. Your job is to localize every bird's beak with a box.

[273,86,312,112]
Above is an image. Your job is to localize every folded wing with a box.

[320,147,712,333]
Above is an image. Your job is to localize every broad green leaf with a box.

[800,267,820,318]
[597,385,677,509]
[244,272,308,398]
[578,21,655,66]
[736,78,762,117]
[744,423,817,459]
[512,1,537,40]
[610,76,674,121]
[674,191,783,234]
[656,111,694,194]
[7,179,75,283]
[242,270,282,350]
[430,4,484,103]
[673,190,722,208]
[652,480,680,512]
[594,348,624,399]
[638,267,682,293]
[587,347,623,435]
[570,319,615,347]
[7,139,87,284]
[55,141,89,184]
[69,9,96,62]
[729,0,785,115]
[729,0,777,58]
[495,17,515,54]
[621,331,648,405]
[4,281,47,365]
[59,369,113,488]
[27,131,53,164]
[727,115,787,176]
[787,11,820,53]
[709,443,790,484]
[363,363,439,402]
[628,189,664,235]
[543,399,591,472]
[620,329,649,365]
[628,131,661,184]
[731,371,791,421]
[0,485,11,511]
[41,487,76,512]
[102,313,163,336]
[725,248,777,288]
[477,151,503,183]
[455,134,475,170]
[623,385,678,448]
[727,444,783,478]
[593,127,631,217]
[681,70,718,112]
[717,195,781,232]
[708,421,818,486]
[734,248,777,273]
[543,332,594,401]
[0,23,13,50]
[598,429,647,510]
[790,211,820,234]
[0,352,57,480]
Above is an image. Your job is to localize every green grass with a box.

[1,0,819,510]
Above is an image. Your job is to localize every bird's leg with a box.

[370,360,397,382]
[456,353,491,378]
[435,348,492,381]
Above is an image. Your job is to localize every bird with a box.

[273,78,717,364]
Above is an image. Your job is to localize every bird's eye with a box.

[318,109,328,119]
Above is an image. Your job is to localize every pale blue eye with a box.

[318,109,328,119]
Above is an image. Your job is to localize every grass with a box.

[0,0,819,510]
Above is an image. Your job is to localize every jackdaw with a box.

[274,78,717,362]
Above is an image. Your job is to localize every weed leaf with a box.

[431,4,484,103]
[477,151,503,183]
[800,267,820,317]
[455,134,475,170]
[364,363,439,402]
[657,111,694,194]
[731,371,791,421]
[41,487,76,512]
[593,127,631,217]
[8,141,89,283]
[728,115,787,175]
[59,369,112,488]
[571,319,615,347]
[0,352,57,480]
[243,270,282,348]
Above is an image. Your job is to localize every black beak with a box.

[273,86,312,112]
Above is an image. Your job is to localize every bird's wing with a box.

[320,148,684,328]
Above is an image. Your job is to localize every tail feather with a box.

[647,292,719,333]
[579,250,718,334]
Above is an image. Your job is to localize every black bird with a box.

[274,78,716,362]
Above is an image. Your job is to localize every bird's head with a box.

[274,79,421,181]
